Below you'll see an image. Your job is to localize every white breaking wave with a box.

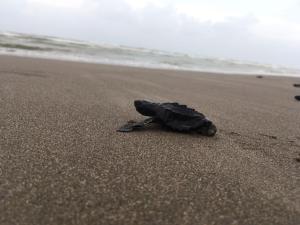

[0,31,300,76]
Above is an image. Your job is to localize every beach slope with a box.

[0,56,299,225]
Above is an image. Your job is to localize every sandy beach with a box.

[0,55,299,224]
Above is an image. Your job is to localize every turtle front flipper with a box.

[117,118,155,132]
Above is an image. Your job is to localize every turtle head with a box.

[134,100,158,117]
[197,119,217,136]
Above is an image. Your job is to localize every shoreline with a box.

[1,53,300,78]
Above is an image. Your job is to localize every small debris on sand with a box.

[293,84,300,87]
[295,96,300,101]
[295,153,300,162]
[256,75,263,78]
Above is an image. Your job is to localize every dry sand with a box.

[0,55,299,225]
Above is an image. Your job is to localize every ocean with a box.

[1,31,299,76]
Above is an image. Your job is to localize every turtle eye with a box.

[202,119,212,127]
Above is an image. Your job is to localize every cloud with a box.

[0,0,300,67]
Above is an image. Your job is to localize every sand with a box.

[0,55,299,225]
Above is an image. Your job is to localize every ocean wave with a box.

[1,31,300,76]
[0,43,53,51]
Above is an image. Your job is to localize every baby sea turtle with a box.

[118,100,217,136]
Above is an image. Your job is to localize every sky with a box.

[1,0,300,68]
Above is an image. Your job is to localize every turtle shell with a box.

[134,100,212,132]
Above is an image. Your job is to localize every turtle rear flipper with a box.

[134,100,159,117]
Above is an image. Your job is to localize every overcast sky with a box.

[1,0,300,67]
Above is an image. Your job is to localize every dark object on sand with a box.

[256,75,263,78]
[295,96,300,101]
[118,100,217,136]
[293,84,300,87]
[295,153,300,162]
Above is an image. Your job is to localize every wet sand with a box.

[0,55,299,225]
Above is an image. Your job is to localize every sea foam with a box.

[1,31,299,76]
